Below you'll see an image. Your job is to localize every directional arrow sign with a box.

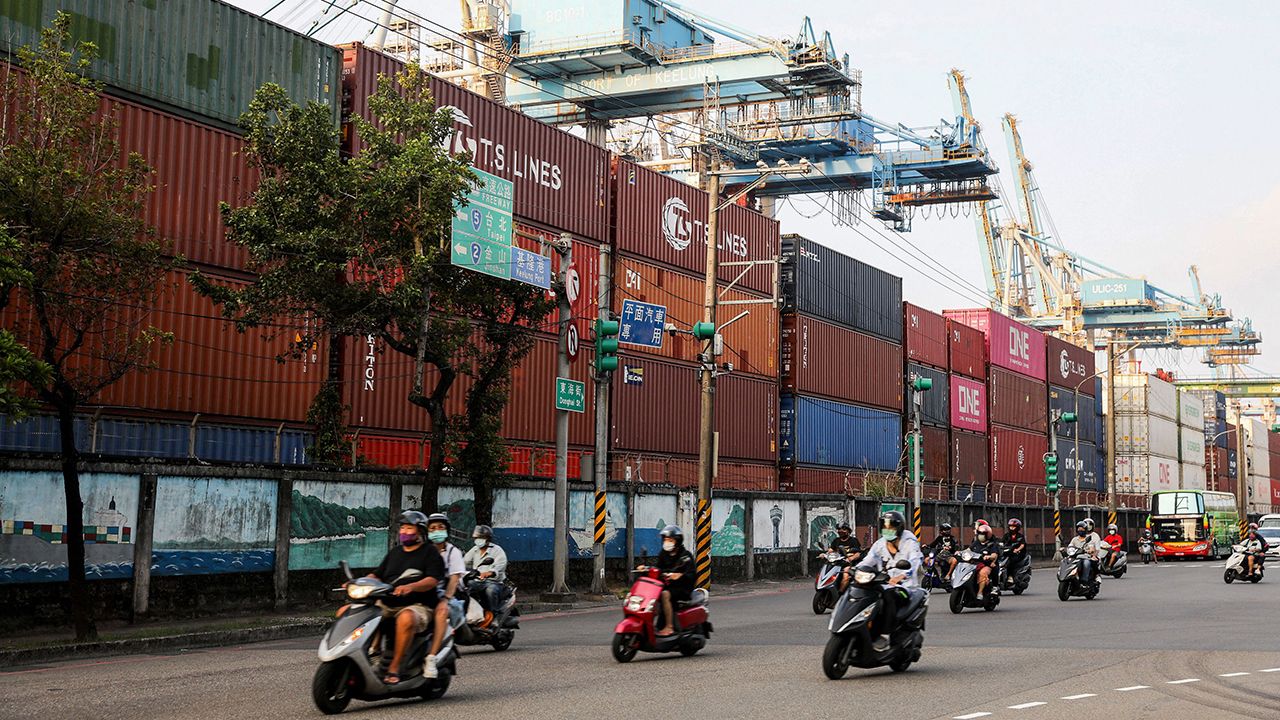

[451,167,513,280]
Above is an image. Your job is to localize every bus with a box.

[1149,489,1239,559]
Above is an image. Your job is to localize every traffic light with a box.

[911,377,933,392]
[1044,452,1059,493]
[1060,412,1077,424]
[906,432,922,478]
[594,318,620,373]
[692,322,716,340]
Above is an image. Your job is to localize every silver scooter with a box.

[1096,541,1128,579]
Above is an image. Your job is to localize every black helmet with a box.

[426,512,450,530]
[940,523,952,532]
[472,524,493,539]
[398,510,430,533]
[1076,521,1088,535]
[1007,518,1022,531]
[836,521,852,532]
[660,525,684,544]
[879,511,905,538]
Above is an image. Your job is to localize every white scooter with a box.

[1224,545,1265,584]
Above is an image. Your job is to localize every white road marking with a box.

[1115,685,1150,691]
[1167,678,1200,685]
[1219,672,1250,677]
[1008,701,1047,709]
[1061,693,1097,700]
[1261,668,1280,673]
[954,713,992,719]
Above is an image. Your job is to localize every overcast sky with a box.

[234,0,1280,380]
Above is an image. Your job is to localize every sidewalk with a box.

[0,578,801,668]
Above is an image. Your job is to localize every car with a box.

[1257,527,1280,559]
[1259,514,1280,530]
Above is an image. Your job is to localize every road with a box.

[2,558,1278,720]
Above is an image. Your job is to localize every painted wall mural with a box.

[711,500,746,557]
[752,499,801,552]
[289,481,390,571]
[0,471,139,583]
[634,492,676,561]
[806,504,847,552]
[151,476,276,576]
[569,490,627,559]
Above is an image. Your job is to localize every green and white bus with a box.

[1149,489,1239,559]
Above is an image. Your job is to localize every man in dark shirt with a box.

[652,525,696,637]
[969,523,1001,601]
[368,511,445,684]
[929,523,960,581]
[828,521,862,591]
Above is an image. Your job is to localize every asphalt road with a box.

[3,558,1278,720]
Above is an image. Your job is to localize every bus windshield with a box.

[1151,517,1203,543]
[1153,492,1203,516]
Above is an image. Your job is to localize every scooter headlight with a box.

[850,606,874,624]
[853,569,876,585]
[347,584,375,600]
[624,594,652,612]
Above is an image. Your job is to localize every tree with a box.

[0,228,51,418]
[0,15,172,640]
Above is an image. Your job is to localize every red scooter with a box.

[611,567,712,662]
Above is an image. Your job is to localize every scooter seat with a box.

[677,588,709,609]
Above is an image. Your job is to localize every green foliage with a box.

[306,380,350,467]
[290,490,389,540]
[0,228,51,419]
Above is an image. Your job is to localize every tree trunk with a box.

[472,477,495,527]
[56,401,96,641]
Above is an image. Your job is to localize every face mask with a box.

[882,529,898,541]
[1077,530,1087,537]
[399,532,420,546]
[663,541,676,552]
[428,530,448,544]
[473,538,487,548]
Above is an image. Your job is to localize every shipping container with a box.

[611,158,778,295]
[780,314,902,409]
[1177,391,1204,429]
[942,308,1046,380]
[610,356,776,461]
[950,375,987,433]
[1048,385,1099,444]
[1114,453,1178,495]
[339,43,611,242]
[1206,446,1233,483]
[1114,414,1179,456]
[782,466,856,495]
[988,367,1049,433]
[1111,373,1178,420]
[1272,479,1280,510]
[611,453,775,491]
[514,221,599,338]
[779,394,902,470]
[1179,425,1206,464]
[1045,335,1096,393]
[989,424,1049,485]
[781,235,904,343]
[904,303,947,370]
[1062,441,1102,492]
[2,0,341,129]
[1181,462,1207,491]
[951,429,990,488]
[195,424,311,464]
[906,363,949,427]
[613,256,777,377]
[919,425,950,483]
[947,318,986,380]
[1248,475,1272,513]
[1206,414,1229,449]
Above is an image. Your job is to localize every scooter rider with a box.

[367,511,445,686]
[425,513,464,680]
[858,511,922,652]
[648,525,696,637]
[970,523,1000,600]
[1102,524,1125,570]
[1003,519,1027,562]
[1140,527,1157,563]
[1068,521,1100,582]
[1243,523,1268,577]
[829,521,863,591]
[463,524,509,614]
[929,523,960,581]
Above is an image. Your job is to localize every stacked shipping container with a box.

[948,318,990,494]
[904,304,951,487]
[1110,373,1180,495]
[1045,335,1100,493]
[1177,391,1207,490]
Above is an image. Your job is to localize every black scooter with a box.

[822,559,928,679]
[999,547,1031,595]
[312,561,459,714]
[1056,545,1101,601]
[456,557,520,651]
[949,548,999,613]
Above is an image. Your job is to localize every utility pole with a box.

[1235,406,1248,539]
[695,168,722,591]
[908,377,931,537]
[548,236,574,601]
[1049,409,1076,556]
[1105,339,1118,520]
[591,244,613,594]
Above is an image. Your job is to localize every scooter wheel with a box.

[813,593,828,615]
[948,589,965,614]
[1012,586,1024,596]
[420,667,451,700]
[491,630,513,652]
[1224,570,1235,584]
[1057,580,1071,602]
[821,634,851,680]
[312,661,354,715]
[889,657,913,673]
[611,633,640,663]
[1249,573,1262,584]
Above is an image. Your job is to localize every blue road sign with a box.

[619,299,667,349]
[510,245,551,290]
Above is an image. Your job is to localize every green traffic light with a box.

[912,377,933,392]
[1061,412,1077,423]
[692,322,716,340]
[594,319,620,373]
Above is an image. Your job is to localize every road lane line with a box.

[1261,668,1280,673]
[1115,686,1149,691]
[1061,693,1097,700]
[1167,678,1200,684]
[953,713,992,719]
[1219,672,1250,677]
[1008,702,1047,709]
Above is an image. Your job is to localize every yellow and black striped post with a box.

[695,499,712,589]
[1107,510,1117,529]
[1053,509,1062,545]
[1240,520,1249,541]
[912,505,922,538]
[593,491,607,547]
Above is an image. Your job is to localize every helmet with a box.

[1076,521,1088,535]
[398,510,430,533]
[940,523,953,532]
[1083,518,1095,532]
[974,519,989,530]
[660,525,684,544]
[426,512,450,530]
[836,521,852,532]
[1107,524,1118,533]
[1007,518,1022,531]
[472,524,493,539]
[879,511,905,539]
[1249,522,1259,530]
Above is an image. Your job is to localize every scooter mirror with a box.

[480,557,495,566]
[339,560,354,581]
[894,559,912,570]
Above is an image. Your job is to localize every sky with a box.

[232,1,1280,380]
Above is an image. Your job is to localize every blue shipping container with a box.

[93,418,189,457]
[1062,441,1101,492]
[906,363,949,427]
[779,394,902,470]
[1049,385,1100,444]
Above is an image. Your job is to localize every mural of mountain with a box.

[291,489,388,539]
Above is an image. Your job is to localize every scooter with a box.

[312,562,459,715]
[456,557,520,651]
[1097,543,1128,579]
[821,559,928,679]
[1223,545,1265,584]
[611,567,712,662]
[1056,545,1101,601]
[998,547,1032,595]
[949,548,999,613]
[1138,537,1155,564]
[813,551,848,614]
[921,547,951,593]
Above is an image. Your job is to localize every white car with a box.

[1257,527,1280,559]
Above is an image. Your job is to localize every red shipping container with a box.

[339,43,611,243]
[947,318,986,380]
[988,367,1049,433]
[1046,335,1096,394]
[781,467,898,496]
[1271,429,1280,455]
[514,221,599,339]
[613,256,778,378]
[780,314,903,410]
[611,454,775,491]
[990,424,1049,484]
[612,158,778,296]
[952,429,990,487]
[944,308,1046,380]
[921,425,950,483]
[950,375,988,433]
[1271,479,1280,508]
[904,303,947,370]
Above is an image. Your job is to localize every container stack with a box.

[1045,336,1100,494]
[608,160,781,490]
[947,318,990,500]
[779,235,904,494]
[1177,391,1208,490]
[1195,391,1233,492]
[1111,373,1180,495]
[943,309,1048,503]
[1270,430,1280,513]
[903,304,951,495]
[1243,418,1273,514]
[1225,423,1242,496]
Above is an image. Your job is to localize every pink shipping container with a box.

[1046,335,1096,394]
[612,158,779,296]
[952,429,990,487]
[950,375,988,433]
[988,366,1049,433]
[944,308,1046,380]
[780,314,903,410]
[947,318,986,380]
[904,302,948,370]
[990,424,1049,484]
[339,43,611,243]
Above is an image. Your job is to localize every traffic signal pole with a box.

[695,170,722,591]
[591,244,613,594]
[549,237,574,600]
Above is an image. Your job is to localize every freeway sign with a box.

[555,377,586,413]
[451,167,514,279]
[619,299,667,349]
